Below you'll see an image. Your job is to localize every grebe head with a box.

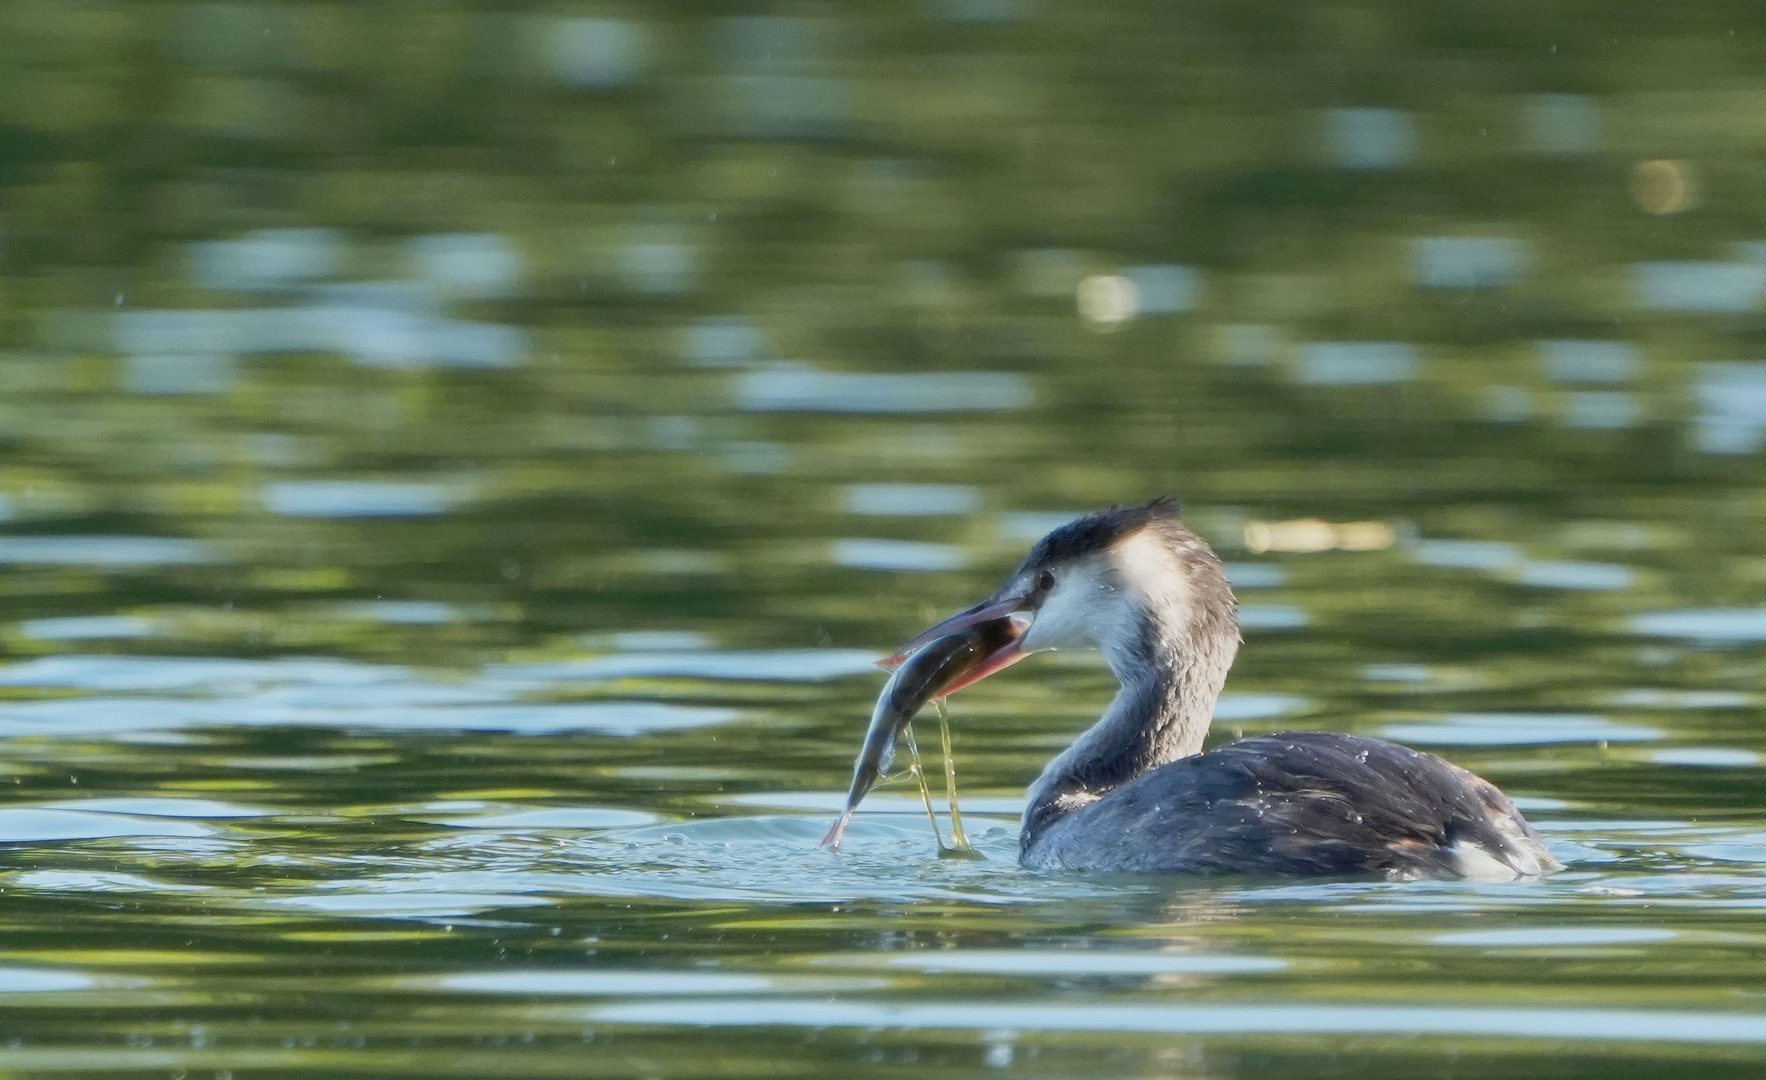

[882,498,1243,844]
[887,497,1238,690]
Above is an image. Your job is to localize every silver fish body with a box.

[821,617,1023,850]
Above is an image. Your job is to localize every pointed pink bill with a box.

[877,592,1032,669]
[930,634,1029,698]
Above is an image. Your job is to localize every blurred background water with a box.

[7,1,1766,1077]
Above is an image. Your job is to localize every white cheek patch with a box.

[1018,529,1194,656]
[1112,530,1192,628]
[1022,561,1116,652]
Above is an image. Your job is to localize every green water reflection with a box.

[7,0,1766,1076]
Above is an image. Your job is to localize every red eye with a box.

[1036,570,1056,593]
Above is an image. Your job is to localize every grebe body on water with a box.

[858,497,1557,880]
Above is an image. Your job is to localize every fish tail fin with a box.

[821,807,856,851]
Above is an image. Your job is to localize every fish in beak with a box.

[878,583,1038,671]
[821,613,1028,850]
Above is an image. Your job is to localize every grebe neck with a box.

[1021,594,1237,849]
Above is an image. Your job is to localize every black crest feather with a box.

[1018,496,1184,571]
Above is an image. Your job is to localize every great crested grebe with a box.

[831,497,1557,880]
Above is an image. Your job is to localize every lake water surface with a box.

[6,2,1766,1077]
